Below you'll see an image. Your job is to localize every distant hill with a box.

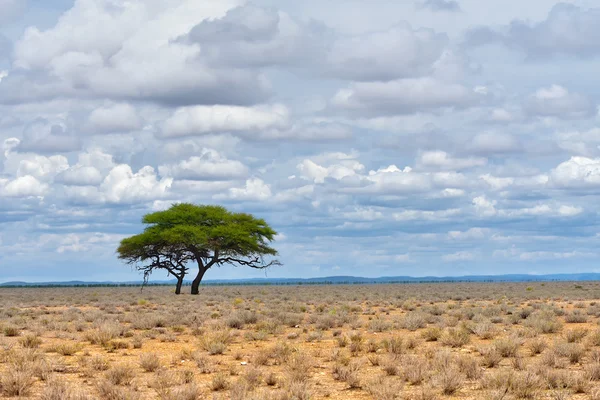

[2,273,600,287]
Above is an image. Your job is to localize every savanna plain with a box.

[1,283,600,399]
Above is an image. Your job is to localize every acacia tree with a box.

[117,203,280,294]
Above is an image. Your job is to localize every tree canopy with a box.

[117,203,280,294]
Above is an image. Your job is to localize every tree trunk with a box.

[175,276,183,295]
[191,267,208,295]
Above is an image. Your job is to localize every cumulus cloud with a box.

[99,165,172,204]
[15,118,80,153]
[216,177,272,201]
[160,104,289,138]
[158,149,248,181]
[525,85,595,119]
[417,150,486,170]
[87,103,143,134]
[328,23,449,81]
[331,78,479,116]
[297,155,365,183]
[185,3,327,68]
[550,156,600,189]
[505,4,600,58]
[0,175,47,198]
[6,0,270,106]
[468,132,522,155]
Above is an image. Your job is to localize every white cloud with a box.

[328,23,448,81]
[88,103,143,134]
[217,177,272,201]
[160,104,289,138]
[550,156,600,188]
[418,150,486,170]
[158,149,248,181]
[469,132,521,154]
[448,228,490,240]
[7,0,270,106]
[331,78,478,116]
[526,85,595,119]
[297,157,364,184]
[443,251,475,262]
[473,195,497,217]
[0,175,48,197]
[100,165,172,204]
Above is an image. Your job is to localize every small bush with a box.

[441,328,471,348]
[105,364,136,386]
[139,353,161,372]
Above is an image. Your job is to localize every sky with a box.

[1,0,600,282]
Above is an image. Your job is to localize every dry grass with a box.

[0,282,599,398]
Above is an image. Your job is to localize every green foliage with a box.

[117,203,280,293]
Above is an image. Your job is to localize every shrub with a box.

[565,311,587,323]
[105,364,136,386]
[527,337,547,355]
[421,327,442,342]
[493,336,521,357]
[440,328,471,348]
[200,330,231,355]
[1,368,34,396]
[565,327,588,343]
[4,326,20,337]
[210,373,229,391]
[19,334,42,349]
[511,371,543,399]
[401,312,428,331]
[139,353,161,372]
[435,367,463,395]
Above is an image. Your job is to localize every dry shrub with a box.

[19,334,42,348]
[139,352,161,372]
[585,362,600,381]
[243,366,263,389]
[525,312,562,334]
[286,353,313,383]
[401,312,428,331]
[369,317,391,332]
[96,380,140,400]
[473,320,498,339]
[332,359,362,388]
[402,355,428,384]
[156,384,201,400]
[493,336,522,357]
[366,376,403,400]
[458,355,483,380]
[564,327,588,343]
[210,373,230,391]
[511,371,543,399]
[105,364,136,386]
[382,356,400,376]
[435,366,463,395]
[1,367,35,396]
[421,327,442,342]
[89,354,110,371]
[200,330,232,355]
[382,336,404,355]
[4,326,20,337]
[587,329,600,346]
[440,328,470,348]
[567,373,591,394]
[40,379,90,400]
[527,337,547,355]
[564,311,587,323]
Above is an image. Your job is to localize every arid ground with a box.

[1,282,600,399]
